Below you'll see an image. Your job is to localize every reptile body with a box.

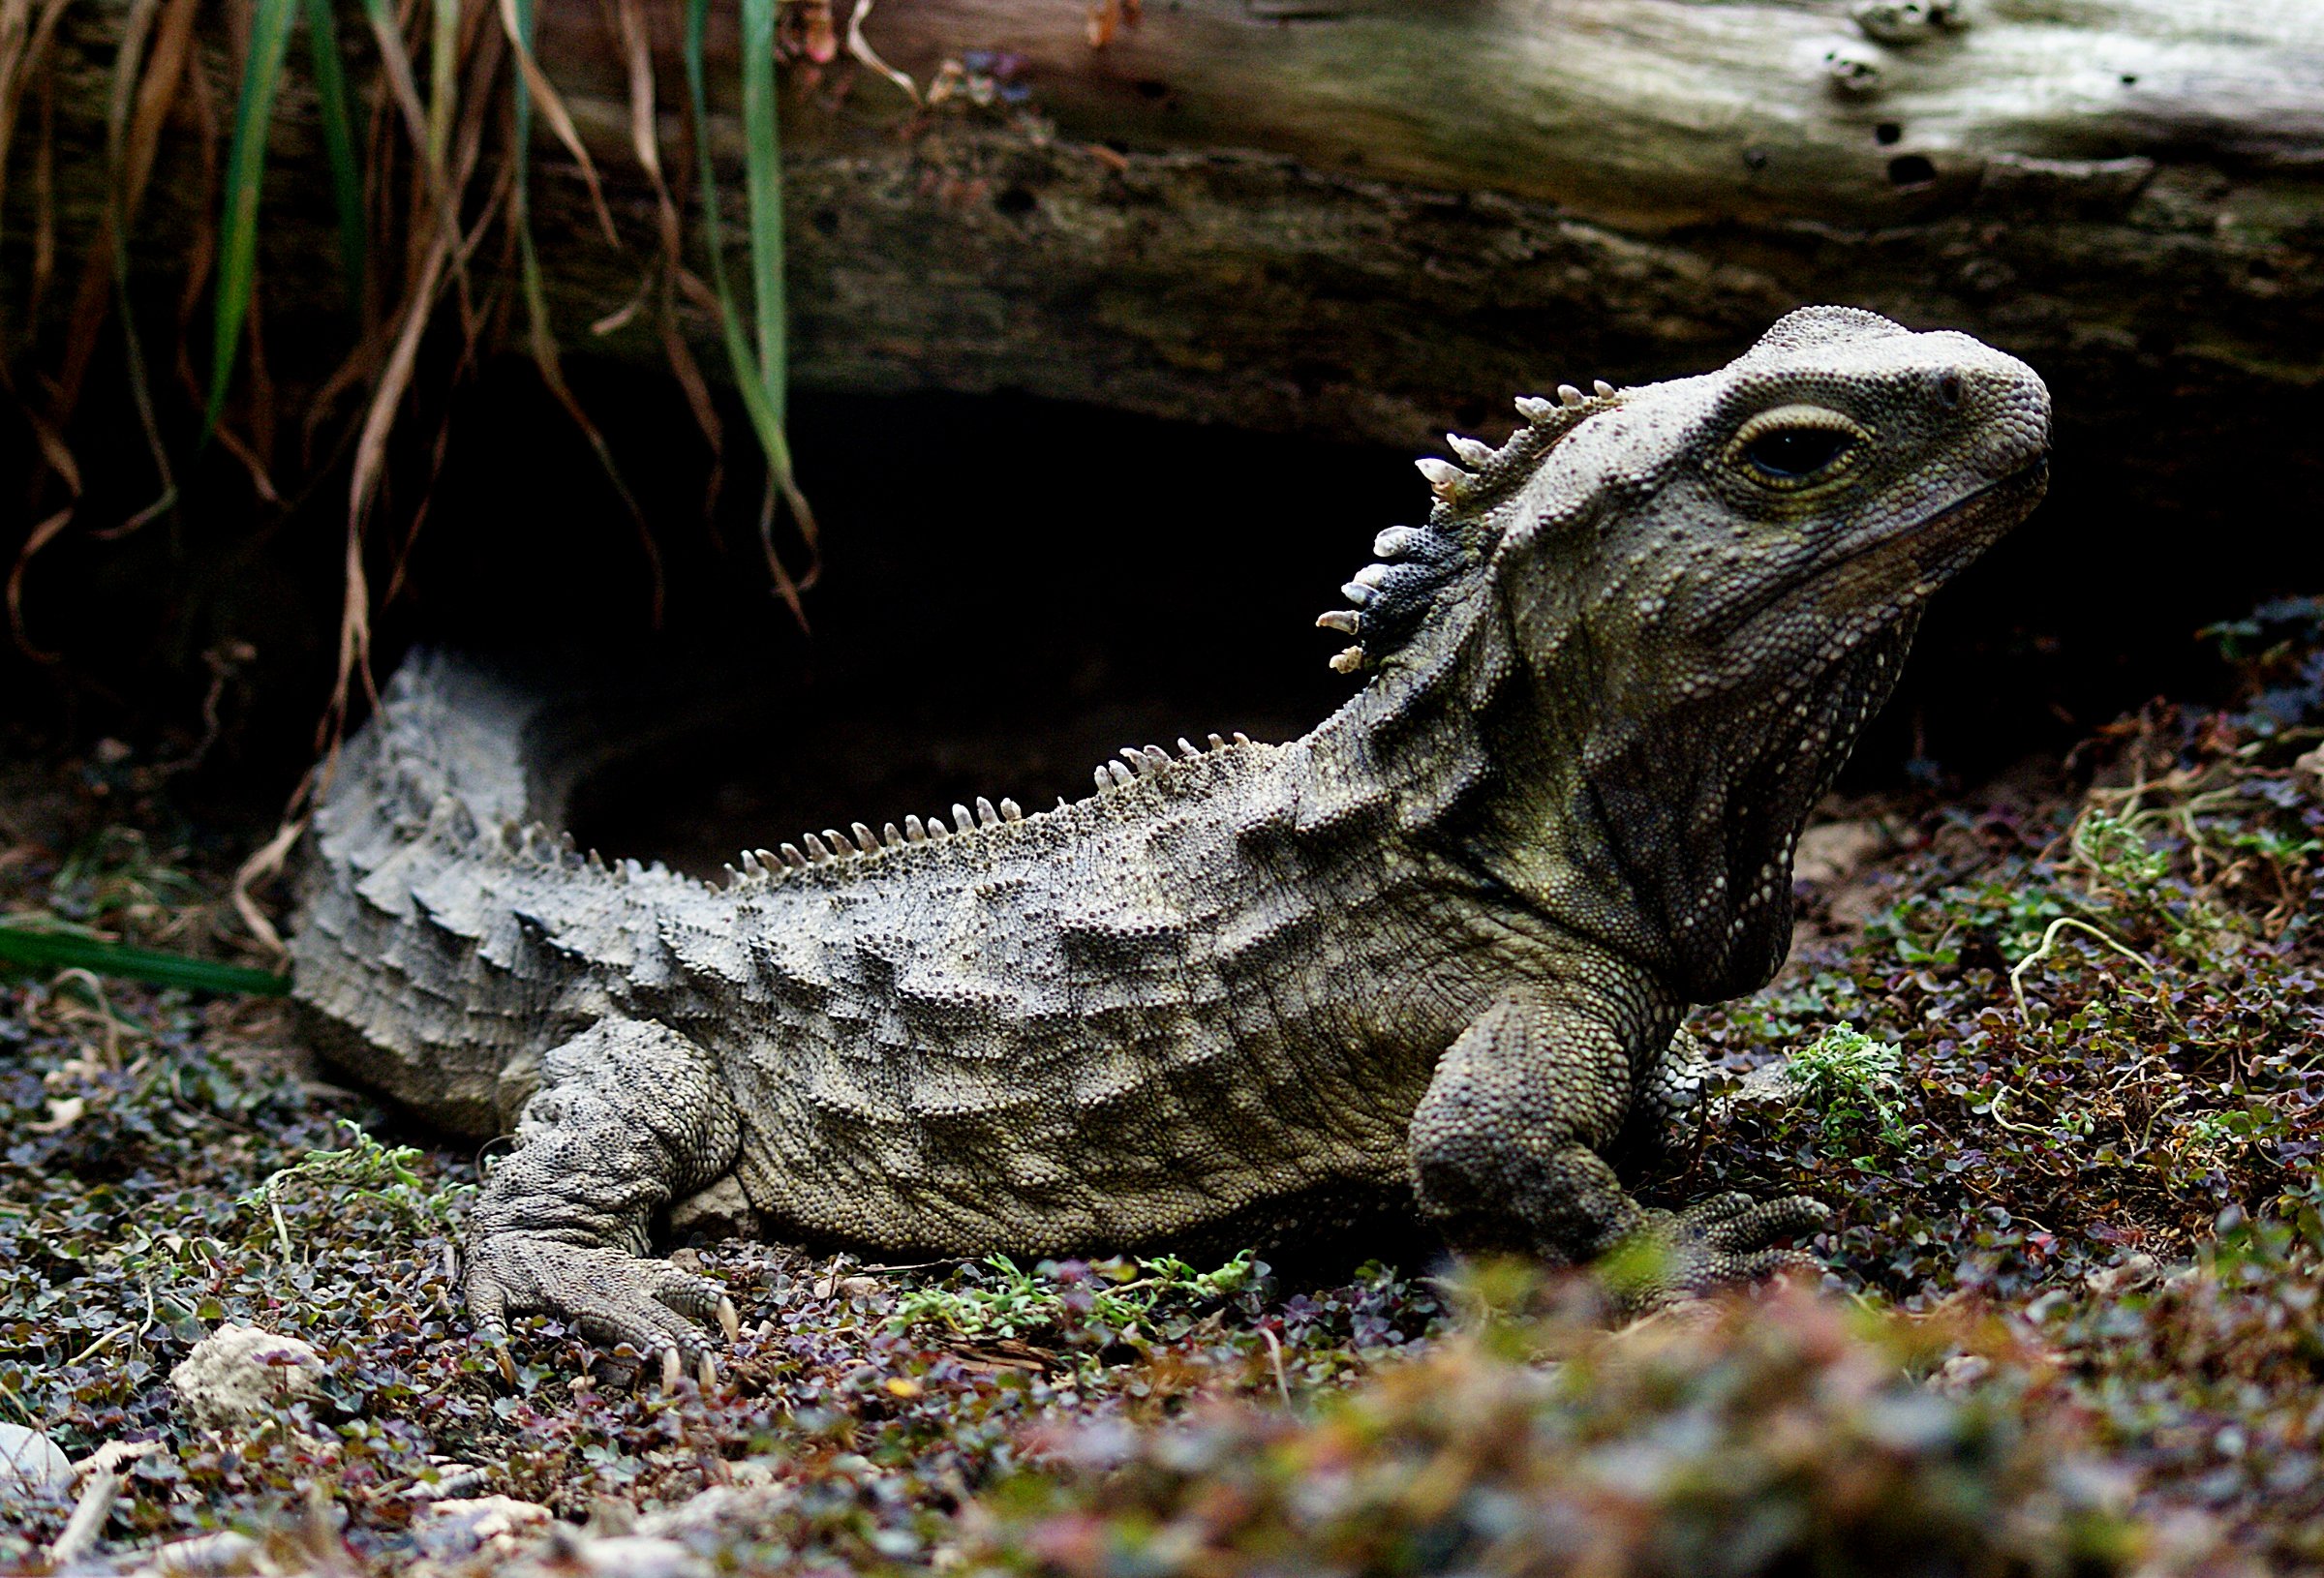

[290,308,2052,1361]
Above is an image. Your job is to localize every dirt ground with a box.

[2,606,2321,1575]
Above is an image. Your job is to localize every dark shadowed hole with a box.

[1887,154,1938,187]
[381,377,2321,878]
[1875,122,1902,145]
[15,353,2312,871]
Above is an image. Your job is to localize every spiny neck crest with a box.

[1318,379,1624,675]
[1089,732,1251,793]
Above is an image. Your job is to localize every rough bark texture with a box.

[19,0,2324,456]
[538,0,2324,449]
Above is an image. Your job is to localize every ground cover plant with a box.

[0,603,2317,1573]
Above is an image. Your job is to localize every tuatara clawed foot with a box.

[466,1233,741,1375]
[1599,1191,1830,1310]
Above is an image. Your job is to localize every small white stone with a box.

[1932,1352,1992,1394]
[2294,743,2324,790]
[149,1528,264,1576]
[575,1533,709,1578]
[421,1494,554,1552]
[1791,818,1895,887]
[2084,1253,2162,1299]
[0,1422,72,1493]
[667,1174,759,1238]
[169,1325,324,1429]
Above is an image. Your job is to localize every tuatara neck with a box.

[1290,574,1917,1004]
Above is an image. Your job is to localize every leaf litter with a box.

[0,607,2320,1572]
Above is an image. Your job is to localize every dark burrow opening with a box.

[7,355,2318,875]
[471,379,2320,879]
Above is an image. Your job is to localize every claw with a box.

[466,1226,745,1377]
[698,1351,719,1388]
[1728,1247,1822,1286]
[1599,1190,1833,1311]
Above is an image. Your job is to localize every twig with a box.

[229,782,312,959]
[47,1468,120,1568]
[2008,916,2176,1027]
[2139,1089,2187,1148]
[1257,1325,1292,1409]
[66,1322,133,1366]
[844,0,917,103]
[49,966,123,1069]
[1982,1087,2049,1138]
[0,1370,37,1426]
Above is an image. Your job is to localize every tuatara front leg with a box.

[1408,983,1826,1305]
[464,1017,744,1373]
[1627,1025,1712,1161]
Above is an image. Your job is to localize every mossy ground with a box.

[1,609,2320,1574]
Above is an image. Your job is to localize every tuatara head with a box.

[1328,308,2050,998]
[1506,304,2050,697]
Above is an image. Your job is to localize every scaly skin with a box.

[290,307,2052,1364]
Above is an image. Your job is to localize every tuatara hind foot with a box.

[466,1234,741,1371]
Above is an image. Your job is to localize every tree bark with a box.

[524,0,2324,450]
[20,1,2324,450]
[6,0,2321,780]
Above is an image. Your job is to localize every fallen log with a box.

[523,0,2324,454]
[16,0,2321,452]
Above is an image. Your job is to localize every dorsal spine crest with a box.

[699,734,1252,895]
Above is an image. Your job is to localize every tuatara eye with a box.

[1742,427,1851,480]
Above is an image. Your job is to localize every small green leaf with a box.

[688,0,802,498]
[205,0,299,439]
[740,0,786,433]
[300,0,366,305]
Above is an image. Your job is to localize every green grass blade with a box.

[687,0,798,488]
[204,0,298,440]
[300,0,366,307]
[0,926,290,996]
[507,0,534,191]
[739,0,786,433]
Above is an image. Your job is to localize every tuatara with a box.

[291,307,2051,1365]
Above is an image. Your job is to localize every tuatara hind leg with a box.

[1409,985,1824,1305]
[464,1017,744,1368]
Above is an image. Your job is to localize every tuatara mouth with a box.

[1721,456,2050,631]
[1826,454,2050,585]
